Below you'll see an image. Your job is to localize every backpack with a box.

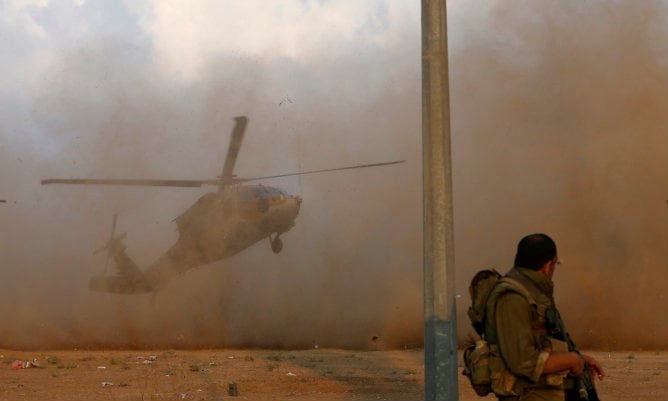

[462,269,537,397]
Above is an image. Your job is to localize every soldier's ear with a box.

[538,260,553,277]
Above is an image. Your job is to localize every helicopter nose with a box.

[292,196,302,214]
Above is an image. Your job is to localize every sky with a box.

[1,0,667,350]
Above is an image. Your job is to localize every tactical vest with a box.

[483,270,570,397]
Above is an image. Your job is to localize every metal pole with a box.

[422,0,457,400]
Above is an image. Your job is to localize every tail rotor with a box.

[93,213,127,273]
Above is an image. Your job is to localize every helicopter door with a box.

[175,192,217,233]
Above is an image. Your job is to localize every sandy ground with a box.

[0,348,665,401]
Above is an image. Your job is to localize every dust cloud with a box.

[1,16,423,350]
[450,1,668,349]
[1,1,666,351]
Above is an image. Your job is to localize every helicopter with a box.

[42,116,404,294]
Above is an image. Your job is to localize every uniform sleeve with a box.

[494,292,550,382]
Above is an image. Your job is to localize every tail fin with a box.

[89,215,154,294]
[89,250,153,293]
[90,250,191,294]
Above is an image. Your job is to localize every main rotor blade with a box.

[41,178,217,188]
[220,116,247,189]
[41,160,405,188]
[239,160,405,183]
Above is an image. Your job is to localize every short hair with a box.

[513,233,557,270]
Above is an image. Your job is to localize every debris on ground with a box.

[10,359,40,369]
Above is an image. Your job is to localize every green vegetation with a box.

[47,357,62,365]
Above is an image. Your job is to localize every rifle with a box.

[545,307,600,401]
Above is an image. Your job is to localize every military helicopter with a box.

[42,116,404,294]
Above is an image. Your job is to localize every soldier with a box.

[485,233,605,400]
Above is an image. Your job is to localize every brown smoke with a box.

[1,1,666,351]
[1,24,423,350]
[451,1,668,349]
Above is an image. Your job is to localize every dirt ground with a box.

[0,348,665,401]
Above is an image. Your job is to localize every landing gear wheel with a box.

[271,237,283,254]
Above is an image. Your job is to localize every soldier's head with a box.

[514,233,557,271]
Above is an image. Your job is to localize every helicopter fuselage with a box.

[91,184,302,293]
[158,184,300,268]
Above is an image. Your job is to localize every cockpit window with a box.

[253,187,269,197]
[240,186,286,202]
[265,187,285,196]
